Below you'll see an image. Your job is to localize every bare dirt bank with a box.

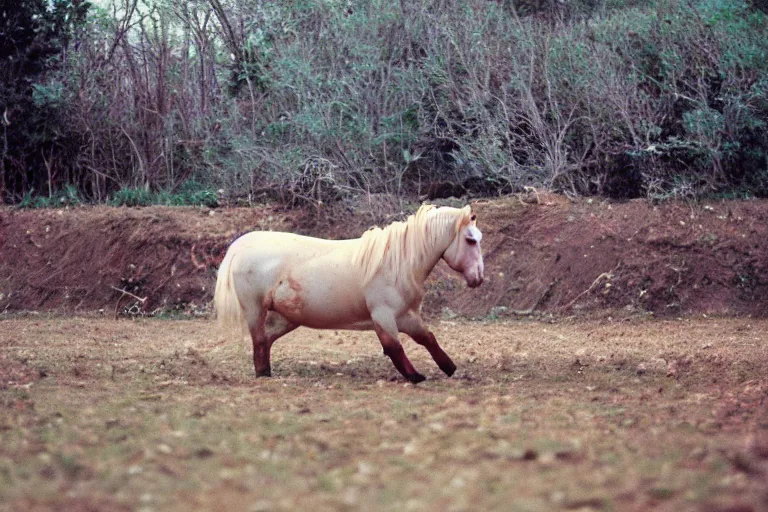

[1,194,767,318]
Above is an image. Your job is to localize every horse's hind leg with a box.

[265,312,297,346]
[247,304,297,378]
[246,305,271,377]
[398,312,457,377]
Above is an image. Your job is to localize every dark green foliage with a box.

[16,184,81,208]
[589,0,768,198]
[0,0,90,202]
[168,181,219,207]
[227,32,273,96]
[750,0,768,12]
[110,188,161,207]
[110,182,218,207]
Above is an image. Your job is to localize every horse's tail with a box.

[214,242,245,337]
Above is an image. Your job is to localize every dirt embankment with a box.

[1,194,767,318]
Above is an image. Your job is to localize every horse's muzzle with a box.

[467,276,484,288]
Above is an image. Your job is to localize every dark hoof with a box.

[440,362,457,377]
[255,369,272,378]
[408,373,427,384]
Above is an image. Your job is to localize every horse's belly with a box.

[271,273,369,329]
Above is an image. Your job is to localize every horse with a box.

[213,204,484,383]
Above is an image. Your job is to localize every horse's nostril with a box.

[468,276,483,288]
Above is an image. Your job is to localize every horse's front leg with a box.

[371,309,425,384]
[398,312,457,377]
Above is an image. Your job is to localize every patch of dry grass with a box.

[1,316,767,511]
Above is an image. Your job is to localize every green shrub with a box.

[16,185,82,209]
[110,188,161,207]
[109,182,218,207]
[169,181,219,207]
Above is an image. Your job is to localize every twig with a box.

[560,263,621,312]
[119,127,145,182]
[521,186,541,205]
[511,279,558,316]
[109,285,147,319]
[109,285,147,303]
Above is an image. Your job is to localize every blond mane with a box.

[351,204,472,287]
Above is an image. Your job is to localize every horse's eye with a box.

[465,238,477,245]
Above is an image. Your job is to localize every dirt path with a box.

[2,316,768,511]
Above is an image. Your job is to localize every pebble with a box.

[249,500,273,512]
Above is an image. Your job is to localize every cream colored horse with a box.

[214,204,484,383]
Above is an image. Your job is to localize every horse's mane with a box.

[351,204,471,286]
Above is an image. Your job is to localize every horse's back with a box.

[233,230,344,250]
[227,230,354,289]
[231,231,352,263]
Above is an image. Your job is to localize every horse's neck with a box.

[411,223,453,285]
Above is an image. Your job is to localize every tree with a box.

[0,0,90,202]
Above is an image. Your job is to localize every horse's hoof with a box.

[255,369,272,378]
[408,373,427,384]
[441,363,457,377]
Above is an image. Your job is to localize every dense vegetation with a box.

[1,0,767,206]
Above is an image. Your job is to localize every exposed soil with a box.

[2,193,768,319]
[3,197,768,510]
[1,316,768,511]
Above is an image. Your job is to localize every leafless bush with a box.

[279,158,348,206]
[7,0,767,204]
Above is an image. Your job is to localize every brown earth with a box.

[3,196,768,511]
[1,194,768,318]
[2,316,768,511]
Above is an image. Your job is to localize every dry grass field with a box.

[2,315,768,511]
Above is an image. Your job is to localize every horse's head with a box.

[443,207,484,288]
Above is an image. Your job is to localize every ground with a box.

[2,316,768,511]
[3,195,768,510]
